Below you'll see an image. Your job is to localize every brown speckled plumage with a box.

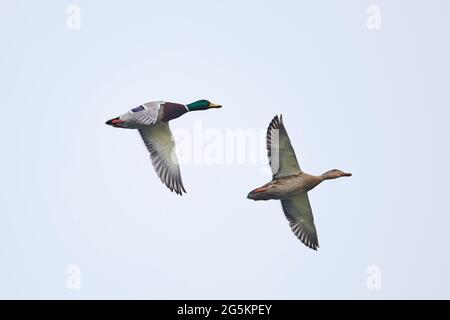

[247,115,351,251]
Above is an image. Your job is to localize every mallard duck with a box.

[106,100,222,195]
[247,115,351,250]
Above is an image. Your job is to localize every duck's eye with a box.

[131,105,145,113]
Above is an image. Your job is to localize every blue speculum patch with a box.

[131,105,145,113]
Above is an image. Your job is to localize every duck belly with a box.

[247,176,303,201]
[271,174,319,199]
[271,181,305,199]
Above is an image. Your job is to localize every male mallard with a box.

[247,115,351,250]
[106,100,222,195]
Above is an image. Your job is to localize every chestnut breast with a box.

[160,102,188,122]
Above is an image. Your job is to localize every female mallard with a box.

[247,115,351,250]
[106,100,222,195]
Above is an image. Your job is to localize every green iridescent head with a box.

[186,100,222,111]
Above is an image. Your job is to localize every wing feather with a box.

[281,193,319,250]
[266,115,302,178]
[138,123,186,195]
[134,101,162,126]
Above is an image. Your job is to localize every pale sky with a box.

[1,1,449,298]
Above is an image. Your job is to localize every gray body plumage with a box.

[118,101,186,129]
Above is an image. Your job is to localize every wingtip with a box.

[269,115,281,128]
[303,241,318,251]
[271,114,284,126]
[174,188,187,196]
[161,180,187,196]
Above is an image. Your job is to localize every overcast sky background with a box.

[1,1,449,299]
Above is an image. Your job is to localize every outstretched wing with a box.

[281,193,319,250]
[138,123,186,195]
[134,101,163,126]
[266,115,302,178]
